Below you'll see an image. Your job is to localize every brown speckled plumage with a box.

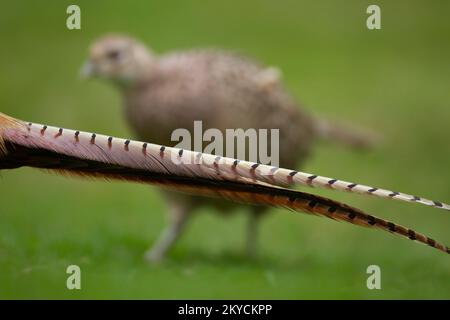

[124,50,315,168]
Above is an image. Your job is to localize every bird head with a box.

[81,34,155,87]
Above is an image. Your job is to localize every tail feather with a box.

[314,117,380,150]
[1,112,448,212]
[164,179,449,255]
[0,112,448,255]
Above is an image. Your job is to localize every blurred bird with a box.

[80,34,377,261]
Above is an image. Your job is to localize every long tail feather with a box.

[1,112,447,212]
[0,112,448,254]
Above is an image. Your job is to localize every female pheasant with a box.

[79,35,379,261]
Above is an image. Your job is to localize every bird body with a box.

[86,36,372,166]
[122,50,314,168]
[120,50,317,238]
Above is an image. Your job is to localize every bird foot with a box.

[144,249,166,264]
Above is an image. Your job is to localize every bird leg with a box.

[144,201,191,262]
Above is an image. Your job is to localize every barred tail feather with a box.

[0,112,449,255]
[1,112,449,212]
[201,184,450,255]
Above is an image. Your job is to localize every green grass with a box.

[0,0,449,299]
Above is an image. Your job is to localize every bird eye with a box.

[106,50,121,60]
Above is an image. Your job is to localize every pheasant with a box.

[78,34,385,261]
[78,35,381,261]
[0,112,448,258]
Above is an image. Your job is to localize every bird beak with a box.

[80,60,95,78]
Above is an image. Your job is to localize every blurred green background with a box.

[0,0,449,299]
